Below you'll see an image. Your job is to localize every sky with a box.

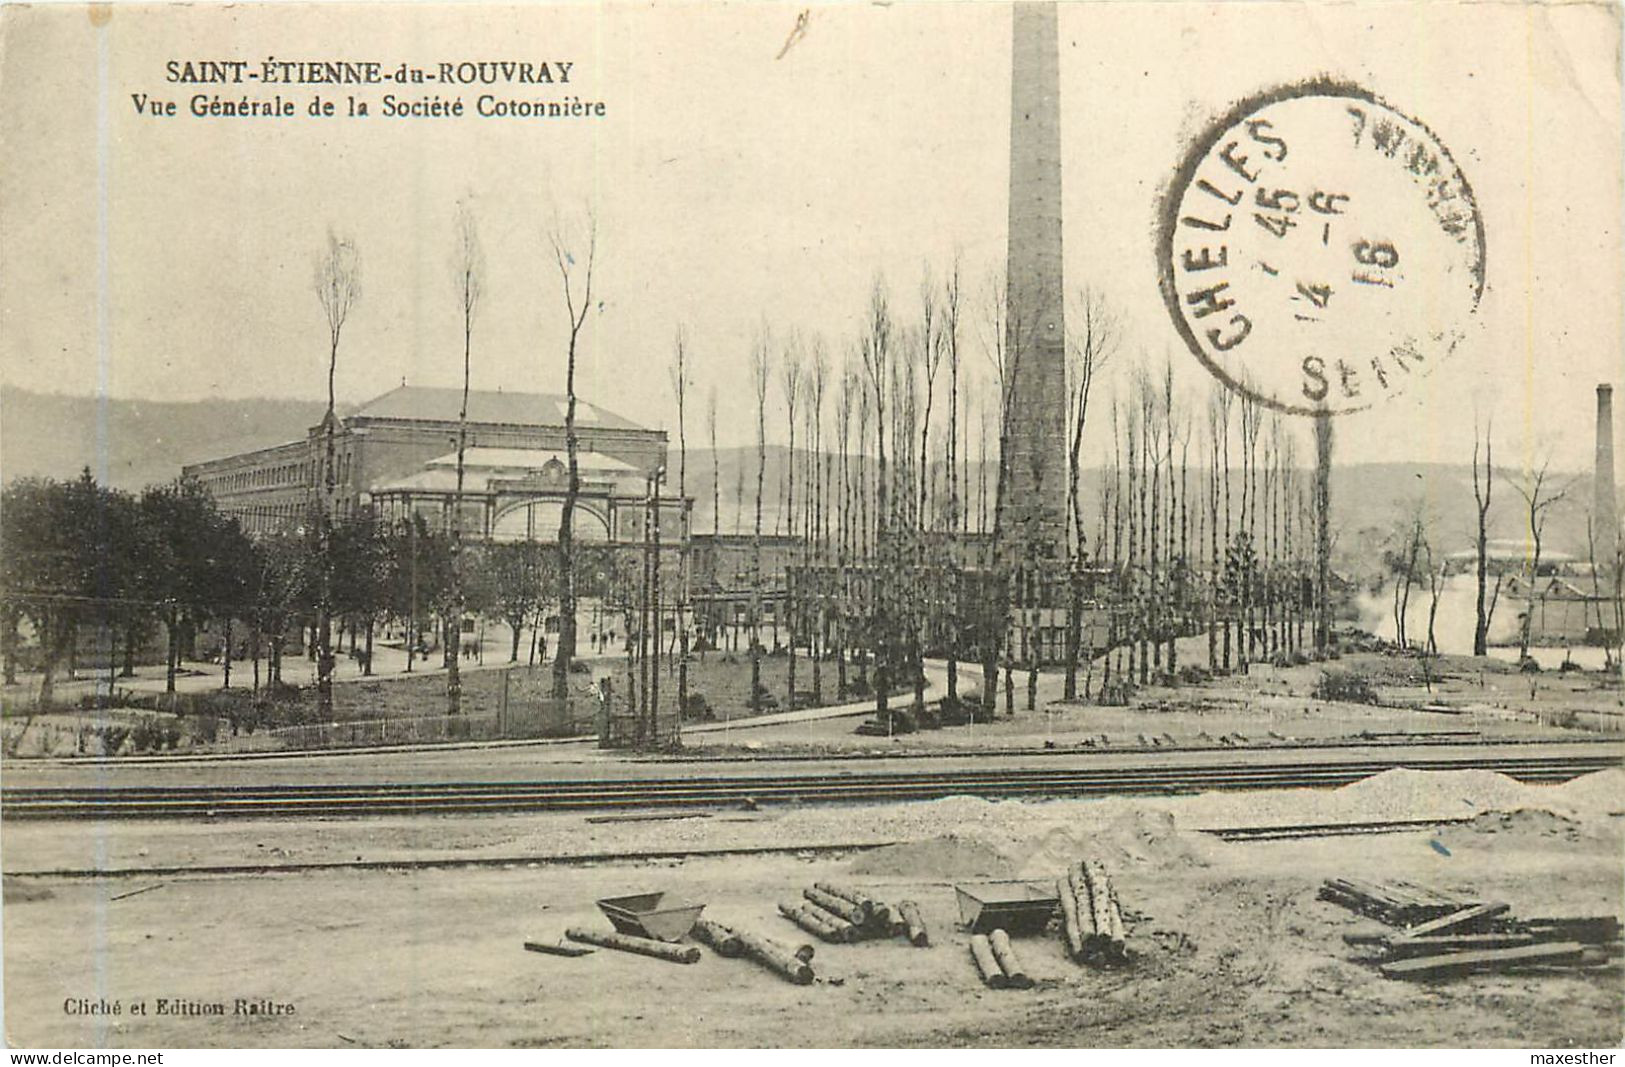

[1,0,1621,471]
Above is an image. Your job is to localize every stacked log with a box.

[1059,860,1128,966]
[786,881,909,943]
[815,882,892,928]
[969,934,1007,989]
[1325,880,1623,981]
[779,899,858,943]
[804,887,868,927]
[1318,878,1477,927]
[968,929,1033,989]
[988,930,1034,989]
[1056,877,1085,959]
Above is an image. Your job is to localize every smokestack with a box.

[1595,384,1618,589]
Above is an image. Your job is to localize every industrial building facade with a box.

[183,385,687,543]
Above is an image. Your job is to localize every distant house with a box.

[1443,539,1577,578]
[1500,573,1619,647]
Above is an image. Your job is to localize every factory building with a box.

[183,385,686,542]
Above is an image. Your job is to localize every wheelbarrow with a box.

[955,881,1059,936]
[596,892,707,942]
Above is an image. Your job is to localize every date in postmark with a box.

[1157,79,1485,415]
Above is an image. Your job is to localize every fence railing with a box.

[265,699,596,751]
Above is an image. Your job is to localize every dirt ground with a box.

[683,652,1620,756]
[4,771,1621,1048]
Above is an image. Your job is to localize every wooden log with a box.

[692,919,745,958]
[1379,941,1586,980]
[1403,902,1509,939]
[524,940,595,957]
[735,930,816,985]
[815,882,890,926]
[1057,878,1085,959]
[1383,934,1536,959]
[779,900,856,943]
[898,900,930,947]
[1105,889,1127,958]
[804,887,868,927]
[969,934,1007,989]
[565,927,701,964]
[1516,945,1616,972]
[1083,861,1115,945]
[1068,863,1098,936]
[1517,917,1624,943]
[989,929,1034,989]
[800,896,863,937]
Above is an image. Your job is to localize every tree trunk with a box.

[1064,566,1082,700]
[121,621,136,679]
[1314,413,1333,652]
[786,570,797,710]
[166,605,179,694]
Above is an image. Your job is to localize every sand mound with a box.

[1015,809,1213,877]
[1541,769,1625,815]
[2,877,54,903]
[848,833,1016,878]
[1336,768,1534,820]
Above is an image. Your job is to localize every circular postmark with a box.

[1157,80,1485,416]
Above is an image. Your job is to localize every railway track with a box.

[2,751,1617,820]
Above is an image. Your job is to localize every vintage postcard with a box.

[0,0,1620,1052]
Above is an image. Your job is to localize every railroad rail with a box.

[2,751,1617,820]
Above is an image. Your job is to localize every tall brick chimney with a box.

[1595,384,1618,589]
[998,1,1068,565]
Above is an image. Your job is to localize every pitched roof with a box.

[423,447,640,475]
[346,385,645,431]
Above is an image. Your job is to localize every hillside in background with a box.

[2,387,326,491]
[2,388,1611,565]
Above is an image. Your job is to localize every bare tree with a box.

[548,211,596,701]
[780,339,803,707]
[1386,501,1426,650]
[669,326,692,726]
[707,387,720,537]
[446,201,484,716]
[1313,413,1333,653]
[807,341,829,704]
[312,229,362,719]
[1063,288,1117,698]
[1471,418,1495,656]
[942,259,964,703]
[749,331,772,711]
[860,279,895,718]
[1506,457,1573,660]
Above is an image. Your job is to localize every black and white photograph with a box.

[0,0,1621,1051]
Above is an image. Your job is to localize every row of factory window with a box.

[213,455,353,495]
[229,497,355,533]
[214,461,309,495]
